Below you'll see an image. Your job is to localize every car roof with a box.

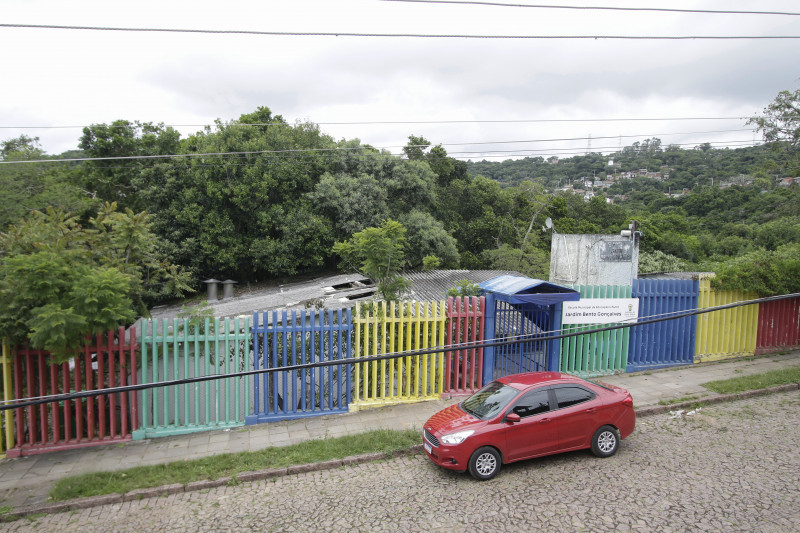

[496,371,584,390]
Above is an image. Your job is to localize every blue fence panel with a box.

[246,308,352,424]
[627,279,698,372]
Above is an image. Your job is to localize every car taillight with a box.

[623,395,634,407]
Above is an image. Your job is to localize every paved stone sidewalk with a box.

[1,350,798,512]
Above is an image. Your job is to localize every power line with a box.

[3,138,761,171]
[0,116,751,130]
[1,23,798,39]
[0,128,757,165]
[382,0,800,17]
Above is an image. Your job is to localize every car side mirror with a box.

[506,413,521,424]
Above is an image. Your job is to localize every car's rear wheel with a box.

[591,425,619,457]
[468,446,501,480]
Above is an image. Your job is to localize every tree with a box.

[749,89,800,150]
[398,210,460,269]
[79,121,181,210]
[749,88,800,174]
[136,108,338,279]
[0,205,193,362]
[0,135,92,228]
[308,172,389,237]
[332,220,410,301]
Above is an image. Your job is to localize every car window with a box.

[554,386,594,409]
[510,389,551,418]
[461,381,520,420]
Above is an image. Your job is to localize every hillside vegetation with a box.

[1,90,799,355]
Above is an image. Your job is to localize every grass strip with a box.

[702,366,800,395]
[49,428,420,502]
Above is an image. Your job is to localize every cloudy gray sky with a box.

[2,0,799,161]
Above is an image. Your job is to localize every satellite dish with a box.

[545,218,553,229]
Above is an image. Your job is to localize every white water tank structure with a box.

[549,228,640,286]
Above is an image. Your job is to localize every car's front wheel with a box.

[591,425,620,457]
[468,446,501,480]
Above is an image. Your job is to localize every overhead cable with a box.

[382,1,800,17]
[0,128,757,165]
[0,116,750,130]
[1,23,798,39]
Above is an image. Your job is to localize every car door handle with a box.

[539,418,552,424]
[585,408,597,414]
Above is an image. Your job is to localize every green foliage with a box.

[0,206,192,362]
[176,301,216,333]
[398,210,459,269]
[422,256,441,270]
[638,250,688,274]
[0,250,136,359]
[445,280,482,298]
[749,88,800,174]
[0,136,93,228]
[482,241,549,279]
[711,244,800,296]
[702,367,800,394]
[78,120,181,210]
[333,220,410,301]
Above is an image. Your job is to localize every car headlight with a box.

[441,430,475,445]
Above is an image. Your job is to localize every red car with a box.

[423,372,635,480]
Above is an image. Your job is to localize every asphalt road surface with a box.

[5,391,800,533]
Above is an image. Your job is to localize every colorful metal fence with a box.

[627,279,699,372]
[7,328,138,457]
[560,285,631,377]
[247,309,352,424]
[755,296,800,355]
[442,296,485,398]
[134,317,249,440]
[695,279,759,363]
[489,300,554,380]
[1,340,14,458]
[351,301,447,411]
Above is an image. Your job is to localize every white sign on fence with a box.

[562,298,639,325]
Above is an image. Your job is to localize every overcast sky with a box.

[2,0,799,162]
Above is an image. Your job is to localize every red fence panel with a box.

[6,327,138,457]
[756,297,800,355]
[443,296,485,398]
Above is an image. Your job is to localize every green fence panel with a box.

[559,285,631,377]
[133,317,250,440]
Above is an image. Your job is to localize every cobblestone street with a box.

[5,390,800,532]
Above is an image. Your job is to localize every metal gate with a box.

[481,276,578,384]
[492,301,552,378]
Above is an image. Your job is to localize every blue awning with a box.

[479,275,580,305]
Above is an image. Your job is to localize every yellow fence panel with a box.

[1,340,14,458]
[695,279,759,363]
[351,301,446,411]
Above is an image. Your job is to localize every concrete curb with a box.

[634,383,800,417]
[5,384,799,521]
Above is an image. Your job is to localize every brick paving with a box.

[1,350,798,517]
[4,390,799,532]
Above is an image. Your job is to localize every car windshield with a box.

[461,381,519,420]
